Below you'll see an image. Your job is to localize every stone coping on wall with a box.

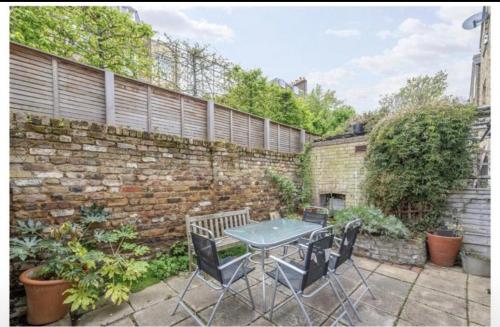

[353,234,427,267]
[312,134,368,147]
[10,112,300,159]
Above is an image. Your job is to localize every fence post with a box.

[105,70,115,126]
[147,85,152,132]
[264,118,270,150]
[180,96,184,138]
[207,100,215,142]
[52,58,59,118]
[300,129,306,152]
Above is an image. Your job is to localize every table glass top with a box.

[224,218,321,248]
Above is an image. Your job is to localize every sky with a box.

[135,5,482,113]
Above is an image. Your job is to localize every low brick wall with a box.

[10,112,300,251]
[354,234,427,266]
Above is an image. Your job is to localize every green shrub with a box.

[331,206,410,239]
[364,102,476,231]
[266,169,300,214]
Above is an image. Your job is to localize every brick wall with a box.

[10,112,300,251]
[310,135,367,207]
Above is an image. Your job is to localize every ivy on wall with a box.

[363,102,476,231]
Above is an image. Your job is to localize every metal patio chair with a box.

[172,225,255,326]
[267,226,355,326]
[296,210,329,258]
[328,219,376,325]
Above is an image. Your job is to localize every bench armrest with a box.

[218,252,252,270]
[269,255,306,275]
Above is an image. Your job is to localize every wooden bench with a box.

[186,208,255,270]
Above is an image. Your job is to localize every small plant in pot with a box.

[427,219,464,267]
[461,249,490,277]
[10,204,150,325]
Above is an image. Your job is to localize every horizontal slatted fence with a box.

[9,42,312,153]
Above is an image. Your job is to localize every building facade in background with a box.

[469,6,491,106]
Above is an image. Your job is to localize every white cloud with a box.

[309,6,481,112]
[137,7,234,42]
[376,30,395,39]
[325,28,360,37]
[306,68,353,88]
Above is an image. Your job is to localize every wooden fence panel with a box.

[250,116,264,149]
[150,87,182,136]
[58,61,106,123]
[183,97,206,140]
[10,45,54,117]
[279,125,291,153]
[9,43,310,153]
[214,105,231,142]
[443,188,490,257]
[269,122,279,151]
[232,111,250,147]
[115,77,148,131]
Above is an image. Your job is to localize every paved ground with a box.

[57,253,490,326]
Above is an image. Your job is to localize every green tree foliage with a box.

[364,102,476,231]
[217,66,354,135]
[339,71,452,135]
[10,6,154,79]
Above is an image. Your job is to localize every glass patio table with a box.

[224,218,322,312]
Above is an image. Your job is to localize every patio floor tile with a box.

[351,281,406,316]
[468,275,491,306]
[242,283,288,314]
[198,296,260,326]
[133,297,188,326]
[166,272,204,293]
[76,302,134,326]
[107,316,135,326]
[302,281,342,316]
[415,269,466,298]
[408,285,467,319]
[400,298,467,326]
[268,298,328,326]
[329,302,397,326]
[129,281,176,311]
[375,263,419,283]
[249,317,274,326]
[364,272,412,298]
[468,301,491,326]
[352,255,381,271]
[181,283,229,312]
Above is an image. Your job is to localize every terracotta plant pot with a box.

[427,232,463,267]
[20,267,71,325]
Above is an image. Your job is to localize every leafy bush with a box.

[10,204,150,311]
[331,206,410,239]
[266,169,300,214]
[364,102,476,231]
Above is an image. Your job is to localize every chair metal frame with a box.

[327,219,376,326]
[172,224,255,326]
[267,226,355,326]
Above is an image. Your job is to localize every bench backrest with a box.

[186,208,251,239]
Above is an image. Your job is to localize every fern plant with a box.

[10,204,150,312]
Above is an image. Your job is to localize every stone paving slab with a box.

[468,275,491,306]
[107,316,135,326]
[400,298,467,326]
[199,296,260,326]
[269,299,328,326]
[48,255,490,327]
[375,263,419,283]
[129,281,176,311]
[328,302,397,326]
[468,300,491,326]
[242,283,288,314]
[133,297,188,326]
[76,302,134,326]
[408,285,467,319]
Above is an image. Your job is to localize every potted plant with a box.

[461,249,490,277]
[10,204,150,325]
[427,219,463,267]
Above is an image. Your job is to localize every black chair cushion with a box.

[266,260,305,292]
[219,256,255,285]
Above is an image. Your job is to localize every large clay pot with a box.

[427,231,463,267]
[20,267,71,325]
